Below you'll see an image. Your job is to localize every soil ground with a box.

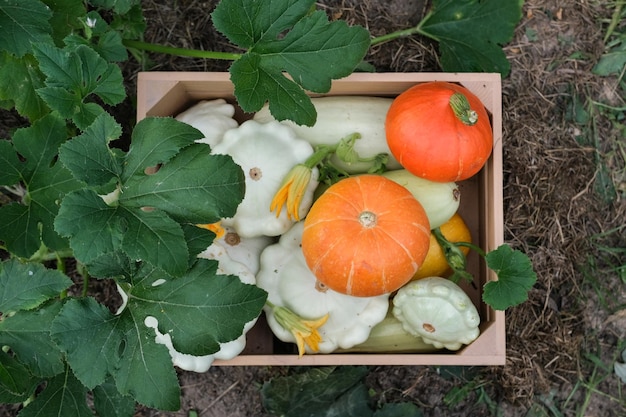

[1,0,625,416]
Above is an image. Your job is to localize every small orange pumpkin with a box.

[385,81,493,182]
[301,175,431,297]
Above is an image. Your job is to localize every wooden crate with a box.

[137,72,505,366]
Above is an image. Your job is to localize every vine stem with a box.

[122,39,243,60]
[604,0,625,43]
[370,11,434,46]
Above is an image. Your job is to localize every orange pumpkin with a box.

[385,81,493,182]
[412,212,472,280]
[301,175,431,297]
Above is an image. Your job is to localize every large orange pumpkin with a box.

[301,175,431,297]
[385,81,493,182]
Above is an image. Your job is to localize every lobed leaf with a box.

[420,0,524,76]
[0,114,83,258]
[127,259,268,356]
[261,366,372,417]
[0,52,48,120]
[121,145,246,224]
[33,43,125,129]
[54,189,124,265]
[0,350,39,403]
[58,113,124,186]
[0,0,53,57]
[0,301,66,378]
[0,258,72,313]
[18,366,94,417]
[212,0,370,126]
[93,379,136,417]
[121,117,205,182]
[482,244,537,310]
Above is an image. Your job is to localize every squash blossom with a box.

[268,302,329,357]
[196,221,226,239]
[270,164,312,221]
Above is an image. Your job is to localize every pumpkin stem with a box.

[449,92,478,126]
[359,211,377,228]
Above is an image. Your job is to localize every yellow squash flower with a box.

[270,164,312,221]
[269,302,329,357]
[195,221,226,239]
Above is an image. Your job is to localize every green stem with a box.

[122,39,243,61]
[28,248,74,263]
[604,0,625,44]
[455,241,487,258]
[370,11,433,46]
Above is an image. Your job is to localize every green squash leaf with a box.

[121,117,205,182]
[121,145,245,224]
[0,350,39,403]
[0,258,73,313]
[212,0,370,126]
[58,113,124,186]
[32,43,125,129]
[0,0,53,57]
[18,366,94,417]
[261,366,372,417]
[126,260,268,356]
[0,301,66,378]
[89,0,139,14]
[482,244,537,310]
[93,379,136,417]
[50,296,179,410]
[54,189,124,264]
[0,114,84,258]
[420,0,524,76]
[50,298,122,390]
[55,116,245,276]
[51,260,266,410]
[43,0,86,44]
[0,52,48,120]
[117,206,189,276]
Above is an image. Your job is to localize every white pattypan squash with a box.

[392,276,480,350]
[212,120,319,238]
[175,99,238,147]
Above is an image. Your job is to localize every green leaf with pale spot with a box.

[212,0,370,126]
[482,244,537,310]
[0,258,72,313]
[420,0,524,76]
[0,0,53,57]
[121,145,245,224]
